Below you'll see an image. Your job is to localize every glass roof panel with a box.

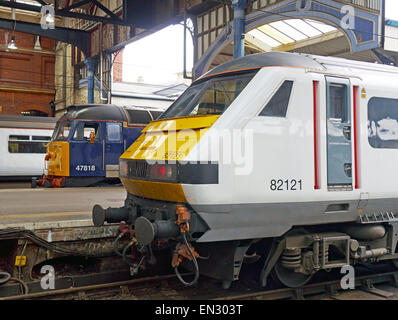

[304,19,337,33]
[269,21,309,41]
[257,24,295,44]
[283,19,323,37]
[247,18,340,50]
[247,29,282,47]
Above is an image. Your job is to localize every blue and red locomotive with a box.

[33,104,163,187]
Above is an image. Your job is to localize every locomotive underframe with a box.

[93,193,398,288]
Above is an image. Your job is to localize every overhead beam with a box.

[59,0,92,12]
[244,33,272,52]
[54,9,126,25]
[0,0,128,25]
[0,18,90,56]
[107,14,183,54]
[274,30,344,52]
[34,0,48,6]
[92,0,121,22]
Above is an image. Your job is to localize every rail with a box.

[2,268,398,300]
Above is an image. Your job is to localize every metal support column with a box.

[84,58,97,104]
[231,0,247,59]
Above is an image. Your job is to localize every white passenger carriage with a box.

[0,115,56,180]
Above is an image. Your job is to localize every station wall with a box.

[0,29,55,116]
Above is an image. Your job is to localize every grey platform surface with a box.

[0,187,126,226]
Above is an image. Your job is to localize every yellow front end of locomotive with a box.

[120,115,219,202]
[46,141,70,177]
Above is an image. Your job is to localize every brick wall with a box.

[0,29,56,116]
[113,49,123,82]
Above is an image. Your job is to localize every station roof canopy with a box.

[246,19,338,49]
[210,16,390,71]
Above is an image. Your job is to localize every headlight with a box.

[119,159,218,184]
[149,164,177,181]
[119,159,128,178]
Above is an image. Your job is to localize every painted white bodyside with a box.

[0,128,52,177]
[182,60,398,208]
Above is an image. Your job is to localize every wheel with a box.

[31,179,37,188]
[43,179,52,188]
[273,261,314,288]
[272,228,314,288]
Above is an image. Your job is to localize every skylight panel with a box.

[304,19,337,33]
[257,24,295,44]
[269,21,308,41]
[284,19,322,37]
[247,29,282,47]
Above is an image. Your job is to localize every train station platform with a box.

[0,187,126,226]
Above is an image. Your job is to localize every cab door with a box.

[69,121,103,177]
[325,77,353,189]
[104,122,123,178]
[104,122,123,165]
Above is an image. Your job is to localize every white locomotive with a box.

[93,52,398,288]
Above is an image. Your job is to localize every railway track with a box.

[219,271,398,300]
[2,268,398,300]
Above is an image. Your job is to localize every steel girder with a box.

[0,0,127,25]
[0,18,90,56]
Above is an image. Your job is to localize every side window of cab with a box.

[258,80,294,117]
[106,122,122,142]
[73,122,100,141]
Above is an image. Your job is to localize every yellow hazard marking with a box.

[0,211,91,219]
[15,256,26,267]
[120,115,219,201]
[121,178,187,203]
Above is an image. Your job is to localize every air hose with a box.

[0,271,11,285]
[174,232,199,286]
[122,241,138,267]
[113,233,124,257]
[0,271,28,295]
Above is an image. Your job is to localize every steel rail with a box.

[0,273,183,300]
[216,271,398,300]
[2,269,398,300]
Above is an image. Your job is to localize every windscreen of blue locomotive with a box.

[51,120,72,141]
[159,71,257,120]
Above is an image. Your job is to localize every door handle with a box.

[343,126,351,140]
[344,163,352,178]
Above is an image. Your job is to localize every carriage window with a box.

[32,136,51,141]
[259,80,293,117]
[8,135,48,154]
[9,135,29,141]
[368,97,398,149]
[73,122,100,141]
[328,83,348,122]
[107,123,122,142]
